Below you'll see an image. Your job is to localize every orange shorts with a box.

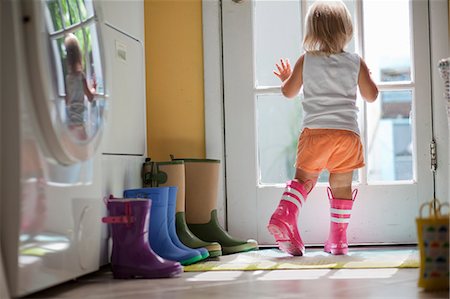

[295,128,365,174]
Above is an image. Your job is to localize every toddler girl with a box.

[268,0,378,256]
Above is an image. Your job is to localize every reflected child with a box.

[64,33,96,140]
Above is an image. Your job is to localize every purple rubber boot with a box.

[102,196,183,279]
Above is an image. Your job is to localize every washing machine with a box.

[1,0,110,297]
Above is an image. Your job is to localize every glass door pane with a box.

[362,0,414,182]
[363,0,412,82]
[254,0,358,186]
[367,90,413,181]
[256,94,302,184]
[254,1,302,87]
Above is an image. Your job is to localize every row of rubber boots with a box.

[102,158,258,279]
[268,179,357,256]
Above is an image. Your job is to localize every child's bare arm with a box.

[358,58,378,102]
[274,55,304,99]
[82,74,96,102]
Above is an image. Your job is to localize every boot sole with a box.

[222,242,259,255]
[324,246,348,255]
[267,219,304,256]
[180,254,204,266]
[112,265,183,279]
[200,251,210,260]
[207,250,223,258]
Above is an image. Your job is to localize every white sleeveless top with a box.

[302,52,361,135]
[66,72,86,125]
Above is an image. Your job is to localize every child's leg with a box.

[324,171,357,255]
[294,168,319,193]
[329,171,353,199]
[267,168,318,256]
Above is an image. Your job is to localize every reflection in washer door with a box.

[24,0,108,165]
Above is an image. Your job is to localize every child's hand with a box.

[90,78,97,98]
[273,58,291,82]
[91,77,97,90]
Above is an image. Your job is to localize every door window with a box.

[255,0,414,185]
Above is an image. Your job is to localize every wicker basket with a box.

[416,199,449,291]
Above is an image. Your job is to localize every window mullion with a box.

[300,0,307,43]
[57,0,67,29]
[355,0,365,58]
[48,17,95,39]
[377,82,415,91]
[355,0,368,185]
[255,86,281,95]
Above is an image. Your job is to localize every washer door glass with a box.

[24,0,106,165]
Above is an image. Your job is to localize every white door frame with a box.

[202,0,227,227]
[428,0,450,203]
[203,0,449,235]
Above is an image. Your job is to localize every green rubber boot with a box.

[188,210,258,255]
[142,158,222,258]
[141,158,168,188]
[176,212,222,257]
[179,158,258,255]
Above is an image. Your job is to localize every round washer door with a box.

[22,0,107,165]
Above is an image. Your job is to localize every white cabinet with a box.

[101,23,146,155]
[100,1,145,42]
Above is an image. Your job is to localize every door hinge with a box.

[430,139,437,172]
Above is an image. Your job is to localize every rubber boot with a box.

[123,187,203,265]
[324,188,357,255]
[179,158,258,255]
[267,180,309,256]
[102,196,182,278]
[167,187,209,261]
[142,159,221,257]
[142,157,167,188]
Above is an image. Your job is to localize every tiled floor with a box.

[24,247,449,299]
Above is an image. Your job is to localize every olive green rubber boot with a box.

[142,158,222,258]
[176,212,222,257]
[188,210,258,255]
[178,158,258,255]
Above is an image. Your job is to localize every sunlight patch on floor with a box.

[329,268,399,279]
[186,271,244,281]
[257,269,331,280]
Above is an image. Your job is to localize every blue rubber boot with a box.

[167,187,209,260]
[123,187,203,266]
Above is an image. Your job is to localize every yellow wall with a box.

[144,0,205,161]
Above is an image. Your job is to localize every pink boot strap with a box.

[102,201,135,225]
[327,187,358,201]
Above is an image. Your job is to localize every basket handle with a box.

[419,198,449,218]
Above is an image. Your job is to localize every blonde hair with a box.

[303,1,353,55]
[64,33,83,72]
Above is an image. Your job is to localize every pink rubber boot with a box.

[324,188,357,255]
[267,180,309,256]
